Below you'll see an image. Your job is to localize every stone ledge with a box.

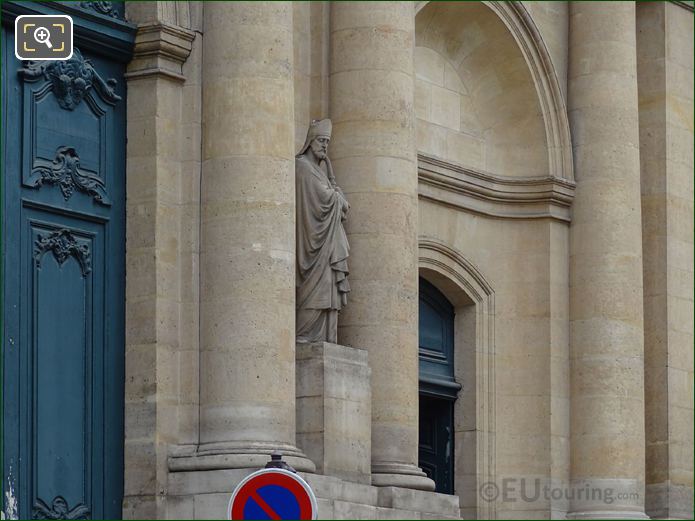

[302,473,379,506]
[377,486,461,518]
[418,153,576,222]
[164,472,462,520]
[296,341,368,365]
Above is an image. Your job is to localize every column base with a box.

[168,441,316,473]
[567,478,647,519]
[371,463,435,491]
[566,511,650,520]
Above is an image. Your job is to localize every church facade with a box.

[1,1,693,520]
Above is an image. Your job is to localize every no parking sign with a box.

[228,468,318,520]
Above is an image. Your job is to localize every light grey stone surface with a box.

[296,342,371,484]
[302,473,379,506]
[165,471,461,520]
[192,493,230,520]
[334,500,379,519]
[377,486,461,517]
[646,482,694,520]
[168,468,255,496]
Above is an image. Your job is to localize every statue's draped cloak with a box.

[295,155,349,341]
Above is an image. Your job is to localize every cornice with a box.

[417,154,575,223]
[125,22,195,82]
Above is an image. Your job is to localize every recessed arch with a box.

[414,1,573,182]
[419,237,496,519]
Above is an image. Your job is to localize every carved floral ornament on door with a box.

[19,48,121,110]
[18,48,122,204]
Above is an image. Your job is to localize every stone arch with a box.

[419,237,496,519]
[415,1,573,182]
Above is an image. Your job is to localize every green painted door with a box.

[2,2,134,518]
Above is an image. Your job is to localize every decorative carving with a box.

[34,229,91,276]
[19,49,121,110]
[80,1,123,19]
[30,146,110,205]
[32,496,90,520]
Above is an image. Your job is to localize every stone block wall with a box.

[119,2,694,519]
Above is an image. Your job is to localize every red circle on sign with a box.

[228,469,316,520]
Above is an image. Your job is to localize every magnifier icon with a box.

[33,26,52,49]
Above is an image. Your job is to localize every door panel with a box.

[2,3,134,518]
[418,278,459,495]
[418,396,455,495]
[25,211,105,519]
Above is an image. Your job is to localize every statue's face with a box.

[310,136,330,160]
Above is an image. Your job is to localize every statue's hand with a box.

[340,196,350,220]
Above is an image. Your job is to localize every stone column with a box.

[329,2,433,491]
[568,2,647,518]
[195,1,313,471]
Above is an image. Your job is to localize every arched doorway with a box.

[418,277,461,494]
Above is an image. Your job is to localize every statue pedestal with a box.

[296,342,371,485]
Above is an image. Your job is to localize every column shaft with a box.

[198,1,312,471]
[568,2,647,518]
[329,1,434,491]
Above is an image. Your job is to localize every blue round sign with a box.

[228,469,318,520]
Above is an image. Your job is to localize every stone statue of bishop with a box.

[295,119,350,343]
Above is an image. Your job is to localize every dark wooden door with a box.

[2,2,134,518]
[419,396,455,494]
[418,278,459,495]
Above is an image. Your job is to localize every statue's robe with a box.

[295,155,350,343]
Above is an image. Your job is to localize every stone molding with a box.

[418,238,496,520]
[125,22,195,82]
[168,441,316,474]
[415,1,574,182]
[418,154,576,222]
